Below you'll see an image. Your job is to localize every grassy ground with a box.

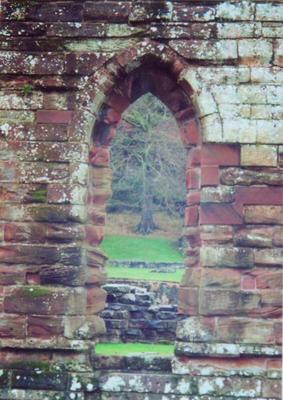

[100,235,183,263]
[106,266,183,282]
[95,343,174,356]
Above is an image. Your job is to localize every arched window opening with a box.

[88,62,201,356]
[97,92,187,351]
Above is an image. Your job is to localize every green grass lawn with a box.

[106,266,183,282]
[95,343,174,356]
[100,235,183,263]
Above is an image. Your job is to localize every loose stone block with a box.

[241,145,278,166]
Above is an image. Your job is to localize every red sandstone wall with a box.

[0,1,282,398]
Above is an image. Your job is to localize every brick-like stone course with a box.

[0,0,282,399]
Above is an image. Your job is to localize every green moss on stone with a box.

[31,187,47,203]
[23,286,51,298]
[10,360,51,372]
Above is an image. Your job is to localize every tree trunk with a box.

[135,163,157,234]
[135,194,157,234]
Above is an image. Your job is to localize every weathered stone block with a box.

[222,119,257,143]
[217,22,260,38]
[201,186,235,203]
[216,317,276,344]
[198,376,261,397]
[254,249,283,267]
[0,266,26,285]
[216,1,254,21]
[200,113,222,142]
[234,227,273,248]
[241,145,278,166]
[86,287,107,315]
[244,206,283,224]
[27,315,64,338]
[256,3,283,21]
[201,268,241,289]
[4,286,86,316]
[238,39,273,66]
[199,290,260,316]
[11,370,68,390]
[274,39,283,67]
[99,372,197,394]
[172,356,266,376]
[39,264,85,286]
[262,379,282,399]
[0,315,26,338]
[176,317,215,342]
[201,144,240,166]
[64,315,105,339]
[201,246,254,268]
[178,288,198,315]
[171,39,238,62]
[221,167,283,186]
[200,225,233,244]
[256,271,283,289]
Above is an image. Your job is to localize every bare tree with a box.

[109,93,186,234]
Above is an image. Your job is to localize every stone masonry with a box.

[101,280,180,343]
[0,0,282,399]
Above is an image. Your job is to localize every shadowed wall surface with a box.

[0,1,282,399]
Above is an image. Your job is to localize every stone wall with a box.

[0,0,282,398]
[101,280,180,343]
